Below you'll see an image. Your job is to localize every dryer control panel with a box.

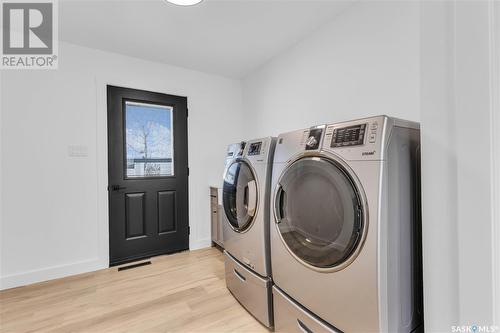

[330,124,366,148]
[323,116,384,161]
[305,128,323,150]
[299,125,325,151]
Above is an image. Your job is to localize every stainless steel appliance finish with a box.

[271,116,423,333]
[224,251,272,327]
[222,137,276,328]
[273,286,339,333]
[222,138,276,276]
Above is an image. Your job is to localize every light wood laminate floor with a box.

[0,248,269,333]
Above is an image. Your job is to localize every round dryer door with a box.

[223,160,258,232]
[275,156,364,270]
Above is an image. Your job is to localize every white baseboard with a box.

[0,258,105,291]
[190,238,212,251]
[0,239,213,290]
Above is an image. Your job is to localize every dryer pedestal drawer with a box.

[224,251,273,328]
[273,286,341,333]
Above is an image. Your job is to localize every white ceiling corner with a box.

[59,0,355,78]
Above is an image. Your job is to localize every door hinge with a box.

[187,167,190,176]
[186,108,188,117]
[188,226,191,235]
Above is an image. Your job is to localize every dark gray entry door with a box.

[107,85,189,266]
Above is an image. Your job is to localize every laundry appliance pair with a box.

[221,116,423,333]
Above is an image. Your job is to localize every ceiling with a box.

[59,0,354,78]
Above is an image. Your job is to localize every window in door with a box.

[125,101,174,178]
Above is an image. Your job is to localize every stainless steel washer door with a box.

[274,156,365,272]
[223,159,258,233]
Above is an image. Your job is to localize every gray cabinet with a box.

[210,187,224,247]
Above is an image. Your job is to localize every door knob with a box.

[108,185,127,191]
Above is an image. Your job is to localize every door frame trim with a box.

[95,77,190,268]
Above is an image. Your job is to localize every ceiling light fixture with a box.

[164,0,203,6]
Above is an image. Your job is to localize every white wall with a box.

[242,1,420,137]
[0,42,243,289]
[419,2,460,329]
[453,1,496,326]
[420,1,499,330]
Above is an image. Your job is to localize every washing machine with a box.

[270,116,423,333]
[222,137,277,328]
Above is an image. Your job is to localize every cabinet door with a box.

[210,194,218,243]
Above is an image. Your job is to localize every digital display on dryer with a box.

[331,124,367,148]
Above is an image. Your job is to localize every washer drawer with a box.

[224,251,272,328]
[273,286,341,333]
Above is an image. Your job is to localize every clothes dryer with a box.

[271,116,423,333]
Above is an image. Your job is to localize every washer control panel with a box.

[244,137,275,163]
[237,141,246,156]
[247,142,262,156]
[226,142,245,158]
